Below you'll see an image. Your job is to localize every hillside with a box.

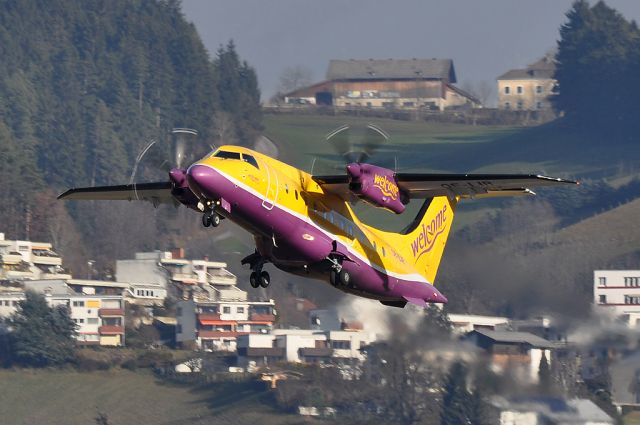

[0,369,302,425]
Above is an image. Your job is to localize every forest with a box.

[0,0,261,274]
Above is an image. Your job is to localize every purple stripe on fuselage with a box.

[186,164,447,304]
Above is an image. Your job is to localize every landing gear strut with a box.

[328,256,351,287]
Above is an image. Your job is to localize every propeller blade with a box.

[325,123,389,164]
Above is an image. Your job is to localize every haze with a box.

[182,0,640,102]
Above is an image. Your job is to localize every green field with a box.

[0,369,301,425]
[264,113,640,178]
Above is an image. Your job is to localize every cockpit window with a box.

[214,150,241,160]
[242,154,259,169]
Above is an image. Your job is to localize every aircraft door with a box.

[261,160,279,210]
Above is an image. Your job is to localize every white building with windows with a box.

[0,232,71,281]
[594,270,640,327]
[236,328,376,367]
[116,250,237,305]
[0,280,126,346]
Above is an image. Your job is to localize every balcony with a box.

[0,253,22,265]
[198,313,221,321]
[31,250,62,266]
[250,313,276,322]
[207,270,236,286]
[99,308,125,317]
[198,330,249,338]
[99,325,124,335]
[171,273,199,284]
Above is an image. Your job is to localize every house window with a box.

[223,306,231,314]
[177,324,182,334]
[504,102,511,110]
[516,86,523,94]
[536,85,543,94]
[536,102,543,109]
[599,295,607,304]
[517,101,523,110]
[599,277,606,286]
[237,307,245,314]
[87,318,99,324]
[177,307,182,316]
[332,340,351,350]
[504,86,510,95]
[73,301,85,307]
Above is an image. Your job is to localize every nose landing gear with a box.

[202,210,221,227]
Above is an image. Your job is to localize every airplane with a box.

[59,124,577,308]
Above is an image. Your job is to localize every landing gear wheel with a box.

[202,213,211,227]
[259,271,270,288]
[210,213,221,227]
[339,269,351,286]
[329,269,338,286]
[249,272,260,288]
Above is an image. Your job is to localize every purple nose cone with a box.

[187,164,220,199]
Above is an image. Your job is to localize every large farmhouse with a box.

[284,58,479,110]
[497,56,556,111]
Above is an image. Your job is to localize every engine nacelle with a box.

[169,168,200,210]
[346,163,407,214]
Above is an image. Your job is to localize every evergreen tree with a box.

[554,0,640,130]
[9,291,77,367]
[212,40,262,146]
[538,351,552,394]
[441,361,473,425]
[422,304,453,338]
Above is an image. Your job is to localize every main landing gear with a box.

[249,270,270,289]
[202,210,221,228]
[242,251,270,289]
[328,256,351,287]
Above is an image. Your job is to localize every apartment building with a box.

[0,232,71,280]
[116,250,237,304]
[593,270,640,327]
[176,296,276,351]
[0,279,126,346]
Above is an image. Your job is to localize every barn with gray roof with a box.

[283,58,479,110]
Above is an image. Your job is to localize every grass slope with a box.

[264,114,640,179]
[0,369,300,425]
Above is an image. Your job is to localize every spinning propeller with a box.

[322,124,407,214]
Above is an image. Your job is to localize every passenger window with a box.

[242,154,259,169]
[382,247,386,257]
[295,190,299,200]
[214,150,241,160]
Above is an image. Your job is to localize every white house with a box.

[593,270,640,327]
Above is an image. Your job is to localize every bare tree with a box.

[461,80,494,107]
[212,110,237,146]
[277,65,314,94]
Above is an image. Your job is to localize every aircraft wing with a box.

[57,182,174,205]
[395,173,577,198]
[313,173,577,199]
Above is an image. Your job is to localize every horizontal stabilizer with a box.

[403,297,428,307]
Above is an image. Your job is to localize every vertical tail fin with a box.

[400,196,457,284]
